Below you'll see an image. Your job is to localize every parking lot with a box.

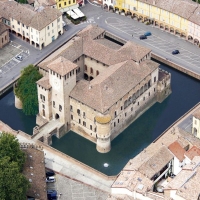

[46,173,109,200]
[0,41,29,76]
[105,17,200,68]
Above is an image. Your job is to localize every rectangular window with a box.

[40,94,42,99]
[53,101,55,108]
[70,105,73,112]
[73,0,75,2]
[138,102,139,106]
[121,106,123,110]
[79,119,81,124]
[43,95,45,101]
[83,112,86,118]
[154,76,156,82]
[90,125,92,130]
[22,24,24,27]
[59,3,61,7]
[83,121,86,127]
[52,23,53,27]
[59,105,62,111]
[26,26,28,29]
[115,111,117,118]
[131,107,133,111]
[42,104,45,109]
[69,0,71,4]
[64,2,66,5]
[77,109,80,116]
[125,113,127,117]
[118,119,119,123]
[18,21,20,25]
[71,115,73,120]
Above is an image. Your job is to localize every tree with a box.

[14,64,43,116]
[0,132,30,200]
[0,157,29,200]
[0,132,25,171]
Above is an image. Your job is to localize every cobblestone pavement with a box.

[56,173,109,200]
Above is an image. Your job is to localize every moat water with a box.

[1,63,200,176]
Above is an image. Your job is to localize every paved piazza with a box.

[47,173,109,200]
[105,17,200,68]
[0,41,29,76]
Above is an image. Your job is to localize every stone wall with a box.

[151,53,200,80]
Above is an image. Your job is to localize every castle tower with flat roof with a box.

[95,115,111,153]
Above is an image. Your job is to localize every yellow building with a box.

[56,0,79,12]
[113,0,198,41]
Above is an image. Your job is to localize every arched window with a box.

[90,68,93,74]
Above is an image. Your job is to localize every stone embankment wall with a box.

[151,53,200,80]
[0,120,117,182]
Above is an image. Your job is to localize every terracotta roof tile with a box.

[0,1,62,31]
[22,147,47,200]
[168,141,186,162]
[83,38,128,65]
[77,24,105,39]
[185,146,200,160]
[117,41,151,62]
[36,75,51,89]
[176,167,200,200]
[47,56,78,76]
[70,59,158,113]
[139,146,173,179]
[193,108,200,119]
[189,6,200,25]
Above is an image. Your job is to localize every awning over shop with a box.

[72,8,85,17]
[67,10,79,19]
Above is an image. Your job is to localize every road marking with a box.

[105,17,200,68]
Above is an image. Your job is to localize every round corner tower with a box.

[95,115,111,153]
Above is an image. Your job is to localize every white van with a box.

[62,21,66,27]
[46,176,56,183]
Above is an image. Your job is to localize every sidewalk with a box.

[44,149,114,193]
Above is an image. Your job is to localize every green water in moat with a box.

[1,63,200,175]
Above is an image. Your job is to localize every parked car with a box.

[46,170,55,177]
[15,55,23,61]
[172,50,180,55]
[144,31,151,36]
[139,35,147,40]
[47,190,57,200]
[46,176,56,183]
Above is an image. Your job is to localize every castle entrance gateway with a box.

[55,113,59,119]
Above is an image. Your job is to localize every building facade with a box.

[0,20,9,48]
[36,25,171,153]
[0,1,63,49]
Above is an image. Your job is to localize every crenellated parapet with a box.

[95,115,111,153]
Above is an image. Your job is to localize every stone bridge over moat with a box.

[32,119,65,145]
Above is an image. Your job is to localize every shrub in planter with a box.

[81,16,87,21]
